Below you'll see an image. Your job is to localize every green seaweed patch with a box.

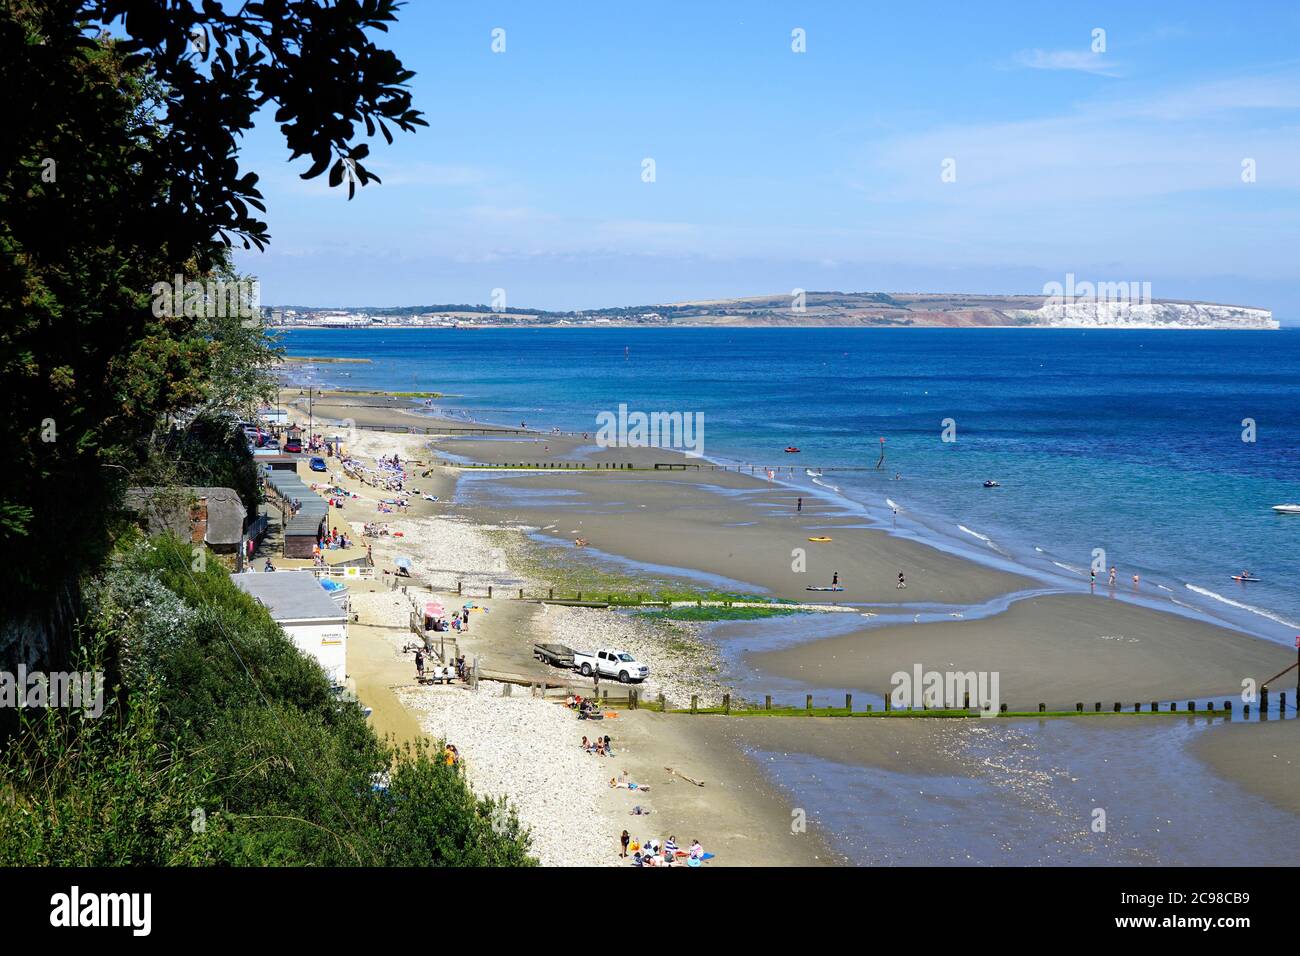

[635,605,804,622]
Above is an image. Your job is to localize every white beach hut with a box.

[232,570,348,686]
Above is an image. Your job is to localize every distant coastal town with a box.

[264,290,1278,330]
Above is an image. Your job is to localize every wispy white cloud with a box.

[1014,48,1122,77]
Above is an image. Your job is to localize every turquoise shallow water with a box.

[283,326,1300,643]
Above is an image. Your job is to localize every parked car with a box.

[572,648,649,683]
[284,438,302,453]
[309,456,327,472]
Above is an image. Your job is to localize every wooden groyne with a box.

[667,690,1298,720]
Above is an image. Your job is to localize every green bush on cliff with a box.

[0,536,534,867]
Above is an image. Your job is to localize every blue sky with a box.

[234,1,1300,320]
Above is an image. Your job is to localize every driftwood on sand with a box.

[664,766,704,787]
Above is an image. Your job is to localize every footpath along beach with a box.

[278,387,1300,866]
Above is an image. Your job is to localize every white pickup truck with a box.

[572,648,649,683]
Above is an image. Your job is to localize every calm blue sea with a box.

[281,327,1300,643]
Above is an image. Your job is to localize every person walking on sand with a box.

[832,571,839,587]
[897,571,907,589]
[1090,569,1096,590]
[797,496,803,513]
[414,649,425,680]
[620,830,630,858]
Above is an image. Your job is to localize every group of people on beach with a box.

[565,694,602,720]
[315,525,352,552]
[620,832,706,867]
[1088,565,1142,590]
[413,649,467,684]
[580,734,614,757]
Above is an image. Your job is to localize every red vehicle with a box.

[284,438,302,454]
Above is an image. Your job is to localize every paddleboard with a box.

[1231,575,1261,582]
[806,586,845,591]
[807,536,832,542]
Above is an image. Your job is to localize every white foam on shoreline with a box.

[1184,584,1300,630]
[958,525,993,545]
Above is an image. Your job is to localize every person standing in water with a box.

[832,571,839,587]
[897,572,906,589]
[1108,566,1116,587]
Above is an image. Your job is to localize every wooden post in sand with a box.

[845,693,852,712]
[1260,685,1269,715]
[1114,702,1121,712]
[487,586,493,599]
[1094,702,1101,712]
[1225,700,1233,714]
[1076,702,1083,713]
[964,691,970,710]
[518,588,523,599]
[1038,703,1045,713]
[805,694,813,713]
[690,695,698,714]
[722,694,730,715]
[457,581,462,595]
[765,695,771,711]
[1280,691,1287,713]
[1188,701,1196,712]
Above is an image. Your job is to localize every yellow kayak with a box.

[807,536,832,543]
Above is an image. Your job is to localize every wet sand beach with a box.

[284,391,1298,865]
[751,593,1296,709]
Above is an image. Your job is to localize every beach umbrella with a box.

[394,556,412,570]
[425,602,445,616]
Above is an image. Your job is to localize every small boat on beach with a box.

[1271,504,1300,515]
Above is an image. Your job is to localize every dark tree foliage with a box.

[0,0,425,666]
